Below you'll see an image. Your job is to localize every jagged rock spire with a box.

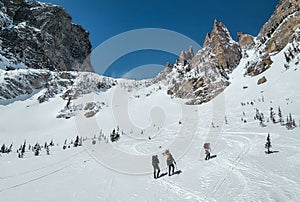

[178,45,195,64]
[202,19,241,70]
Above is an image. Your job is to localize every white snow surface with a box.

[0,45,300,202]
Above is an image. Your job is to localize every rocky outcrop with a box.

[0,68,116,103]
[201,20,242,71]
[257,76,267,85]
[178,45,194,64]
[238,32,255,49]
[0,0,93,72]
[157,20,241,105]
[0,69,68,100]
[257,0,300,53]
[245,53,273,76]
[245,0,300,76]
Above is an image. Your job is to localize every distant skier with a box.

[166,151,176,176]
[152,155,160,179]
[265,133,272,154]
[204,143,211,160]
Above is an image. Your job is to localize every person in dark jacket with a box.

[152,155,160,179]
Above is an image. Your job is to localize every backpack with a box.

[203,143,210,149]
[152,155,159,164]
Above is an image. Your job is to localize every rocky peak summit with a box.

[202,19,241,71]
[178,45,194,63]
[157,20,242,104]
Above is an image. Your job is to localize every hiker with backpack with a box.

[152,155,160,179]
[165,151,176,176]
[204,143,211,160]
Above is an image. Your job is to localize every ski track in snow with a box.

[0,149,85,180]
[154,178,206,202]
[0,165,68,193]
[0,149,86,193]
[207,133,251,200]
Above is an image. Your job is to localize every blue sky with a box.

[37,0,279,79]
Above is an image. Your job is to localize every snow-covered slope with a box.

[0,40,300,201]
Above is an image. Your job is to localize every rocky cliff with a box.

[157,0,300,105]
[0,0,93,72]
[245,0,300,76]
[157,20,242,105]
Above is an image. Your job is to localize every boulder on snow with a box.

[84,111,96,118]
[257,76,267,85]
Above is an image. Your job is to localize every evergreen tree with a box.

[278,107,283,124]
[292,119,297,127]
[270,107,276,123]
[284,52,290,63]
[46,146,50,155]
[34,143,40,156]
[79,137,83,146]
[74,136,79,147]
[110,129,120,142]
[289,113,293,124]
[1,144,5,153]
[63,139,67,150]
[8,143,13,153]
[265,133,272,154]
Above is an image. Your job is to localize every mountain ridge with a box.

[0,0,299,105]
[0,0,93,72]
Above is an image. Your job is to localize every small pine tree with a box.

[79,137,83,146]
[265,133,272,154]
[289,113,293,123]
[292,119,297,127]
[270,107,276,123]
[46,146,50,155]
[34,148,39,156]
[8,143,13,153]
[74,136,79,147]
[278,107,283,124]
[50,140,54,147]
[110,129,120,142]
[284,52,290,63]
[1,144,5,153]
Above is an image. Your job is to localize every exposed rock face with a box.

[245,0,300,76]
[257,76,267,85]
[178,45,194,63]
[0,0,93,72]
[157,20,241,105]
[257,0,300,53]
[0,68,116,103]
[238,32,255,49]
[0,69,69,100]
[201,20,242,71]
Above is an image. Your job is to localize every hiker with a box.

[204,143,211,160]
[166,151,176,176]
[265,133,272,154]
[152,155,160,179]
